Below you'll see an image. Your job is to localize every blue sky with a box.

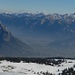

[0,0,75,14]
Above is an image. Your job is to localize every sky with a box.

[0,0,75,14]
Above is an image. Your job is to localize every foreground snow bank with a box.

[0,59,75,75]
[0,72,24,75]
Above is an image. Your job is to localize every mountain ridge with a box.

[0,23,34,57]
[0,12,75,37]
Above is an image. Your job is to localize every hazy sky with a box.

[0,0,75,14]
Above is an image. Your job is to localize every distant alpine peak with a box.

[0,12,75,19]
[0,11,75,15]
[0,12,75,25]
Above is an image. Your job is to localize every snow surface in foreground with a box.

[0,59,75,75]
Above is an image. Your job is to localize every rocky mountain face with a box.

[0,23,34,57]
[0,12,75,57]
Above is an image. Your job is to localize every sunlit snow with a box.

[0,59,75,75]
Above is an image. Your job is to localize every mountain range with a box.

[0,12,75,57]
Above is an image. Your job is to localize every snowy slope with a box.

[0,59,75,75]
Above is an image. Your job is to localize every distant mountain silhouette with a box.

[0,12,75,38]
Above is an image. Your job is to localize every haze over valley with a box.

[0,12,75,57]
